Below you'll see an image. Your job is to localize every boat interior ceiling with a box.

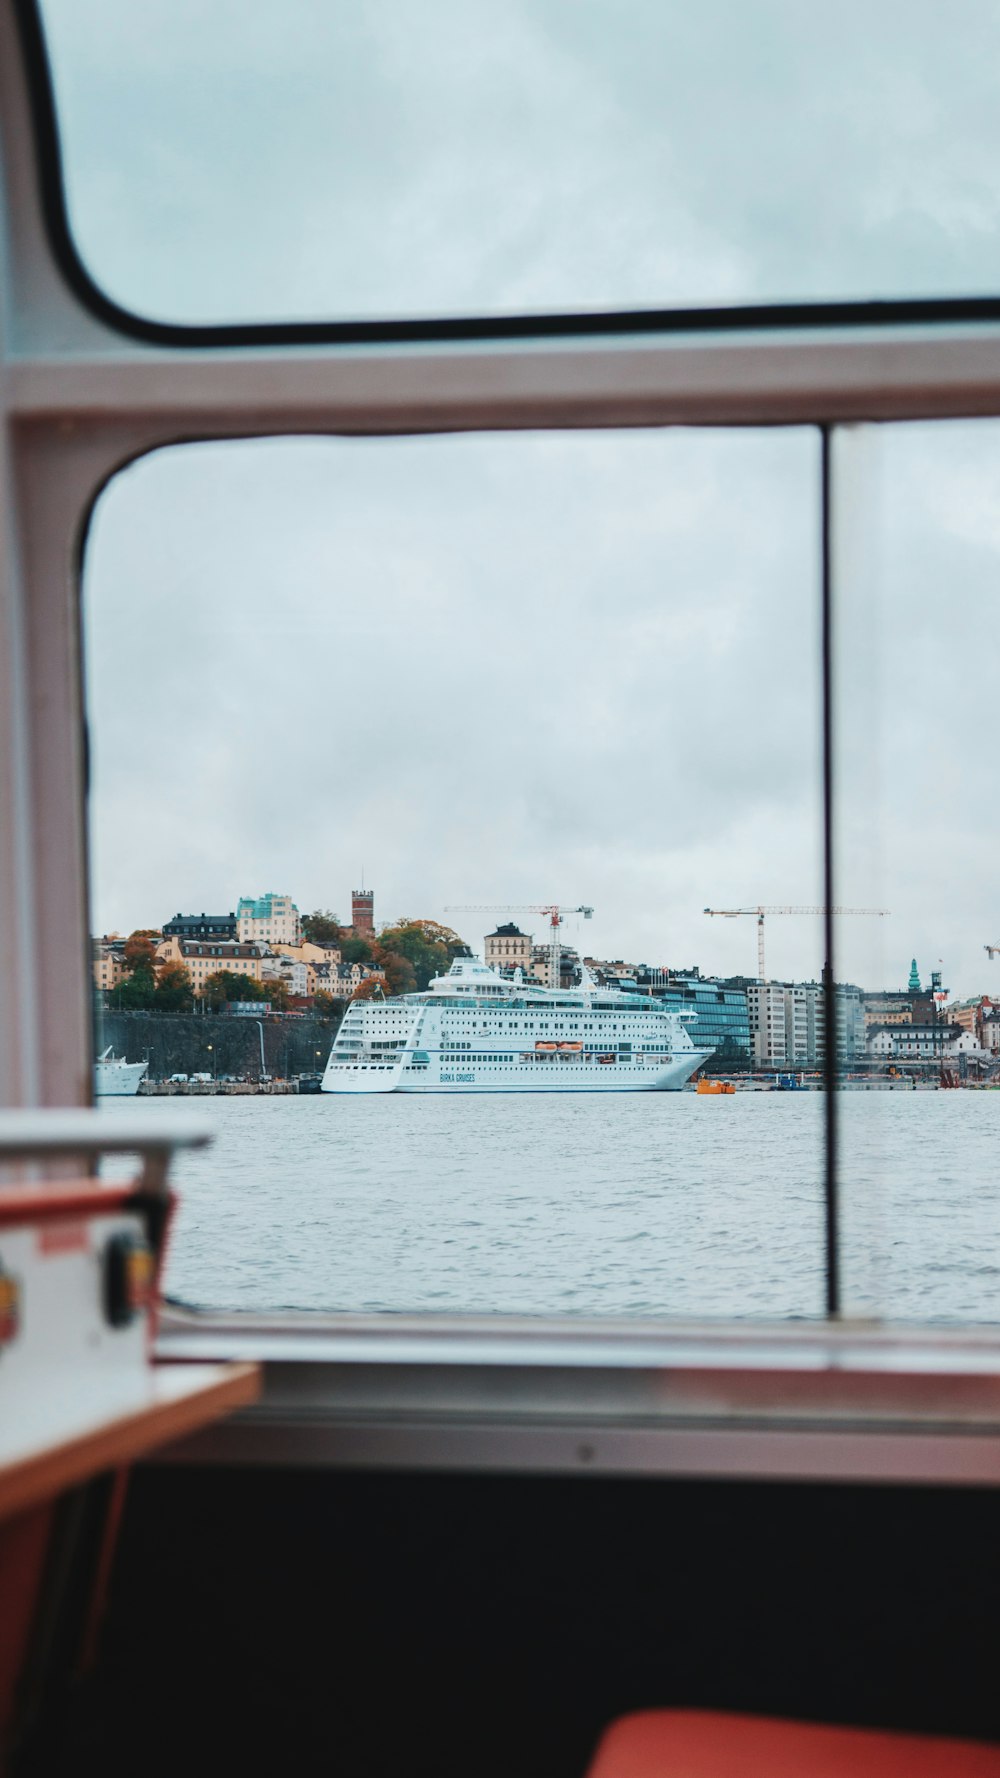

[7,4,1000,1776]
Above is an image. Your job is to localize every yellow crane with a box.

[444,903,594,988]
[703,905,890,982]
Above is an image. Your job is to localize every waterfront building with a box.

[658,978,751,1063]
[803,982,865,1065]
[162,911,238,942]
[947,997,997,1043]
[156,936,270,994]
[237,892,302,947]
[745,981,787,1066]
[484,923,533,975]
[862,991,913,1027]
[783,984,810,1064]
[982,1009,1000,1054]
[863,975,943,1029]
[865,1022,982,1062]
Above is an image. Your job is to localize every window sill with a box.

[153,1310,1000,1485]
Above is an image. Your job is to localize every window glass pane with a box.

[88,429,822,1315]
[834,420,1000,1321]
[38,0,1000,327]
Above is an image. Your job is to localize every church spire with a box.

[908,958,921,992]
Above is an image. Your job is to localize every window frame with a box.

[7,1,1000,1484]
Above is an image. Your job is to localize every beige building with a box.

[236,892,302,947]
[746,981,788,1066]
[261,955,309,998]
[530,942,580,989]
[484,923,532,975]
[156,936,269,995]
[948,997,997,1042]
[312,960,384,999]
[272,940,342,993]
[92,936,126,993]
[862,996,913,1028]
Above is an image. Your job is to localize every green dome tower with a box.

[908,958,921,992]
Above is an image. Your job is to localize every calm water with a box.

[99,1092,1000,1322]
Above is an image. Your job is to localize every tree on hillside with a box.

[202,971,269,1010]
[155,963,194,1011]
[302,909,343,945]
[376,919,465,991]
[113,928,162,1007]
[312,991,344,1022]
[123,930,160,970]
[339,932,376,965]
[113,969,158,1010]
[352,974,388,1001]
[377,950,417,997]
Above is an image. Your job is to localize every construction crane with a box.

[703,905,890,982]
[445,904,594,989]
[985,946,1000,961]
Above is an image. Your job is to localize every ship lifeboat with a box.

[696,1079,736,1095]
[558,1042,582,1053]
[597,1054,616,1064]
[535,1041,558,1052]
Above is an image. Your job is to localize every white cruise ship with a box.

[322,956,711,1095]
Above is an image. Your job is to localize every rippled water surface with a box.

[99,1092,1000,1321]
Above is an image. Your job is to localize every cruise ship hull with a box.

[323,1054,708,1095]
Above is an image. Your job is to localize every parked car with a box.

[168,1073,189,1083]
[190,1072,212,1083]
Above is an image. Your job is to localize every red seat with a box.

[585,1710,1000,1777]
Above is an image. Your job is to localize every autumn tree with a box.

[302,909,343,945]
[113,928,162,1007]
[123,929,160,970]
[351,974,389,1001]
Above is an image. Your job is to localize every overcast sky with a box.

[35,3,1000,995]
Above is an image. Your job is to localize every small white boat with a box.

[94,1045,148,1096]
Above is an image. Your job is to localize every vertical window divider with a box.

[821,425,840,1319]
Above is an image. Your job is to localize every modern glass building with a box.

[652,978,751,1064]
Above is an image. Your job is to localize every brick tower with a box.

[352,888,374,934]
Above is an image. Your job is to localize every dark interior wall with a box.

[60,1465,1000,1778]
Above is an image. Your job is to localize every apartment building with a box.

[237,892,302,947]
[745,982,788,1066]
[156,936,269,995]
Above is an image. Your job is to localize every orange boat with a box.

[696,1078,736,1094]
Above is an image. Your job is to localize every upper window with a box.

[34,0,1000,331]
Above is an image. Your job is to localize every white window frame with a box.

[6,5,1000,1484]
